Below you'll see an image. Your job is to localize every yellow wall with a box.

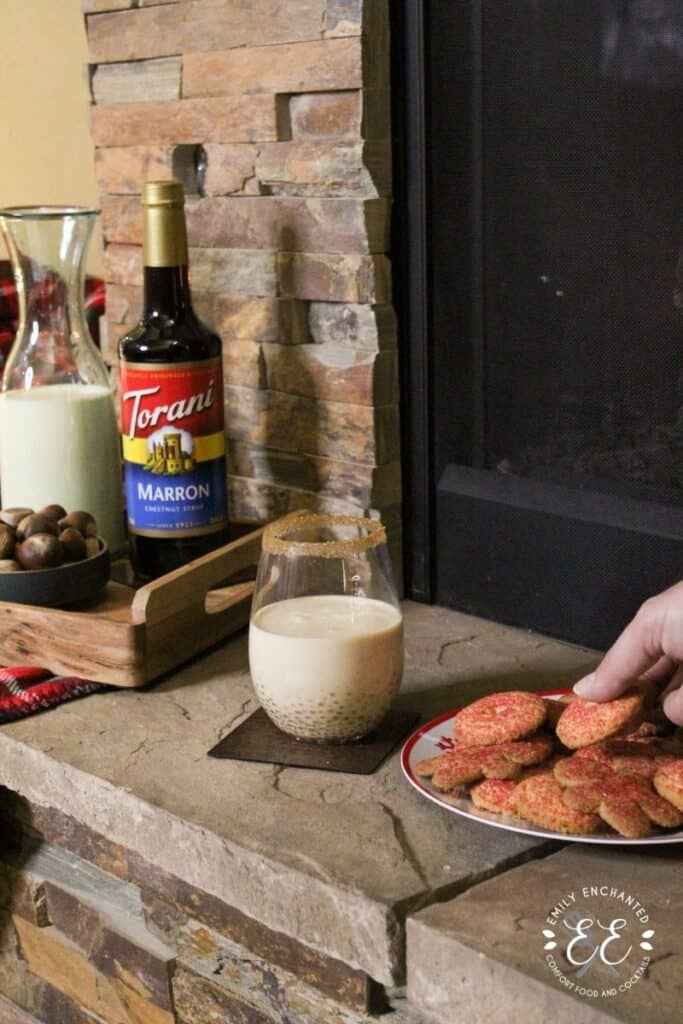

[0,0,103,273]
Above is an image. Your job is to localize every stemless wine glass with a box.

[249,513,404,743]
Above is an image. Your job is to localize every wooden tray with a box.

[0,527,263,687]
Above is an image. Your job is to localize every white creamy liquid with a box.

[0,384,125,553]
[249,594,404,741]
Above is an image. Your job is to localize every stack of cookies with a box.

[415,689,683,838]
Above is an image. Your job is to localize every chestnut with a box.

[84,536,100,558]
[16,534,64,570]
[59,511,97,538]
[0,559,20,573]
[16,514,59,541]
[59,527,87,562]
[0,507,33,529]
[0,524,15,560]
[39,503,67,522]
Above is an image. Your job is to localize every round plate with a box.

[0,540,110,608]
[401,689,683,845]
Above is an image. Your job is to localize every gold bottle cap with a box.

[142,180,188,266]
[142,179,185,208]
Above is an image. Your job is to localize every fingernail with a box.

[573,673,596,697]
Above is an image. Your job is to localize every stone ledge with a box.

[0,605,599,986]
[407,845,683,1024]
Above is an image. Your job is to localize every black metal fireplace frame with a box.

[391,0,683,649]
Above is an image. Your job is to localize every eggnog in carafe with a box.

[0,384,125,552]
[249,594,404,741]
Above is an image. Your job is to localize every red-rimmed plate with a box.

[401,689,683,845]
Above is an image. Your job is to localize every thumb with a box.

[574,600,663,702]
[662,666,683,726]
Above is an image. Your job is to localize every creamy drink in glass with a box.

[249,514,403,742]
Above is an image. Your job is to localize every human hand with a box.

[574,580,683,726]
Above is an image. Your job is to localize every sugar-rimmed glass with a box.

[249,513,403,742]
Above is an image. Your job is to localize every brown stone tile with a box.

[227,443,318,492]
[278,252,391,302]
[104,244,141,287]
[255,140,383,198]
[262,342,397,405]
[222,340,265,389]
[308,302,396,349]
[83,0,131,11]
[201,144,259,196]
[226,443,400,507]
[0,954,110,1024]
[184,37,361,99]
[0,799,129,883]
[0,863,48,930]
[0,993,42,1024]
[228,476,359,522]
[289,91,362,139]
[104,245,279,296]
[133,858,379,1012]
[13,917,174,1024]
[92,58,181,105]
[198,295,309,344]
[223,385,392,464]
[87,1,326,62]
[105,282,307,347]
[188,248,278,297]
[43,884,174,1012]
[173,963,273,1024]
[102,195,389,254]
[181,196,389,254]
[91,96,278,148]
[325,0,362,37]
[95,146,175,195]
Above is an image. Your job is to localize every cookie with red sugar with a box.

[453,691,547,747]
[514,774,601,834]
[431,747,519,791]
[416,734,553,792]
[470,779,519,814]
[413,754,446,778]
[555,689,644,749]
[554,757,613,788]
[653,759,683,812]
[544,695,576,730]
[469,758,556,816]
[556,754,683,837]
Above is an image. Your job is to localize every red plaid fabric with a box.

[0,666,105,723]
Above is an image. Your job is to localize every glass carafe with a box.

[249,513,404,742]
[0,206,124,553]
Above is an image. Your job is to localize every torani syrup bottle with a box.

[118,180,228,578]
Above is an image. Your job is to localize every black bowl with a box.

[0,539,110,608]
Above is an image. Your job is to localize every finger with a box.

[574,601,664,702]
[662,667,683,726]
[640,655,679,686]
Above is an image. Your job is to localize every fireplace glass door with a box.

[394,0,683,646]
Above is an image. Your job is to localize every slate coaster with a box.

[208,708,420,774]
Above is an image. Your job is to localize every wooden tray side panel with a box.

[0,528,265,688]
[142,583,254,684]
[0,584,147,686]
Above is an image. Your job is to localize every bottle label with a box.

[120,359,228,538]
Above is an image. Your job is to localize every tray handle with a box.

[130,527,264,626]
